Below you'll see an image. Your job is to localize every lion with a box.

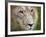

[11,6,38,31]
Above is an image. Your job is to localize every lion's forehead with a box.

[16,6,35,11]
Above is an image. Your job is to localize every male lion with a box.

[11,6,38,31]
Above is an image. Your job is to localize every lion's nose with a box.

[28,24,33,27]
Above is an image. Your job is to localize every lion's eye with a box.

[31,9,33,12]
[19,11,23,13]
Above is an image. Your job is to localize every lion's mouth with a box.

[25,24,33,30]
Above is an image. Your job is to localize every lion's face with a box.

[11,6,38,30]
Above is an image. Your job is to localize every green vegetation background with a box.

[33,7,41,30]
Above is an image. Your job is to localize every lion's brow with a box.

[21,7,27,10]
